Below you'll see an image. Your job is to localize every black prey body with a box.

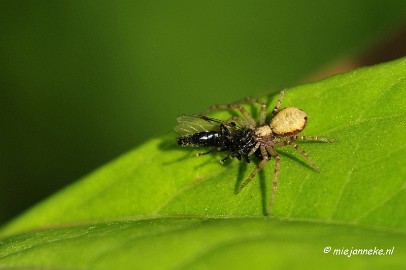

[177,122,257,162]
[177,131,223,148]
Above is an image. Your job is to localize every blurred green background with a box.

[1,0,405,225]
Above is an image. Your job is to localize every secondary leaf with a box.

[0,218,404,269]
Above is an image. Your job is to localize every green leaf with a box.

[1,218,404,269]
[1,58,405,269]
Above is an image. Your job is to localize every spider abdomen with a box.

[270,107,307,136]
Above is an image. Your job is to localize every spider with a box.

[176,90,334,214]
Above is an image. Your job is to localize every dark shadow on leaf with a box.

[234,157,269,216]
[162,151,195,165]
[192,155,226,171]
[234,160,248,193]
[157,134,179,151]
[258,168,269,216]
[277,150,319,172]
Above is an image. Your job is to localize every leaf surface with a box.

[1,58,405,269]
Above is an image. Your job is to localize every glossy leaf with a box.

[1,218,404,269]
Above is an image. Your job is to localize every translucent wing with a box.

[174,115,224,135]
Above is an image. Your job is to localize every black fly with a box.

[175,115,257,163]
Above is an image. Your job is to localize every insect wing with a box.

[174,115,223,135]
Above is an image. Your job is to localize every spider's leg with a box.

[293,135,335,143]
[242,97,267,125]
[205,103,256,127]
[218,123,233,137]
[271,89,286,117]
[220,155,231,164]
[281,140,320,172]
[236,146,269,194]
[248,142,261,157]
[267,147,281,215]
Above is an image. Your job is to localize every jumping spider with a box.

[176,90,334,213]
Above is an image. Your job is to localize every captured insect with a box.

[175,115,257,163]
[175,90,335,214]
